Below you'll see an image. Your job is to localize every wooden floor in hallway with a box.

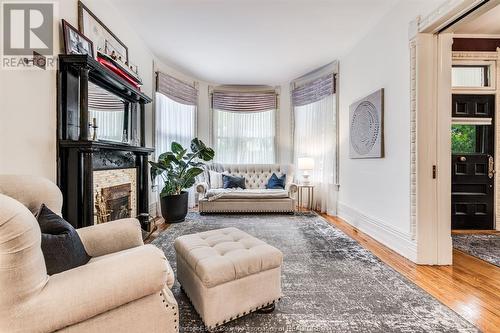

[322,214,500,333]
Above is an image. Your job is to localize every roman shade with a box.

[156,72,197,106]
[212,91,277,113]
[292,73,336,107]
[88,84,124,111]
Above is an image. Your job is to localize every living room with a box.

[0,0,499,332]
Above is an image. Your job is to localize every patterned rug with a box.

[452,233,500,267]
[152,212,478,332]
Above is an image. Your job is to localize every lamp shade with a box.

[298,157,314,170]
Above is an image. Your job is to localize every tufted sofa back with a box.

[204,164,294,189]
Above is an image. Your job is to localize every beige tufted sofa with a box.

[0,175,179,333]
[196,164,297,214]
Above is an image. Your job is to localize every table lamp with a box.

[298,157,314,185]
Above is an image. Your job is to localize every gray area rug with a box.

[452,233,500,267]
[152,212,479,332]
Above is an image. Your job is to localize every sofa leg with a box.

[257,303,275,314]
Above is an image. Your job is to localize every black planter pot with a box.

[160,191,189,223]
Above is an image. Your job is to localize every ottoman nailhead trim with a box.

[204,298,281,329]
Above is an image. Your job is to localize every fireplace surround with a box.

[57,55,154,230]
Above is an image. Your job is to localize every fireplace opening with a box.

[95,183,132,224]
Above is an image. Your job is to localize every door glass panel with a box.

[451,124,477,153]
[451,124,491,154]
[452,65,490,88]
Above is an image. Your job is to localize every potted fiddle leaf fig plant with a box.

[150,138,214,223]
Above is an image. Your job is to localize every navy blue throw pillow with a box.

[223,174,246,189]
[36,204,91,275]
[266,173,286,189]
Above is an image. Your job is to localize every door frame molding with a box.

[408,0,500,264]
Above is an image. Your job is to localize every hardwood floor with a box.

[322,214,500,333]
[147,213,500,332]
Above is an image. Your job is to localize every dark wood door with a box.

[451,94,495,230]
[452,154,494,229]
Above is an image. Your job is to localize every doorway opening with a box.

[445,3,500,267]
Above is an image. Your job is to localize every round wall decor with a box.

[350,101,381,156]
[349,89,384,159]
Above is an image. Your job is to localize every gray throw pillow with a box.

[222,174,246,189]
[36,204,91,275]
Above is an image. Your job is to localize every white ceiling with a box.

[110,0,401,84]
[455,4,500,35]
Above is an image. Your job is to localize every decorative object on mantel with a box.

[150,139,214,223]
[62,19,93,57]
[98,51,143,86]
[97,51,142,90]
[349,88,384,159]
[78,1,128,63]
[297,157,314,185]
[90,117,98,141]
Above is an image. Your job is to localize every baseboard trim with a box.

[337,202,417,262]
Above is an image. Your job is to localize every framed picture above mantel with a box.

[78,1,129,64]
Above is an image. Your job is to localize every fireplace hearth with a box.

[96,183,132,223]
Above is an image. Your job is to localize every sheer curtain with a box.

[213,109,276,164]
[155,92,196,207]
[293,75,337,215]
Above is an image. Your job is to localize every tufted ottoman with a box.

[174,227,283,330]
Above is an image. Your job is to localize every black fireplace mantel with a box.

[57,55,154,230]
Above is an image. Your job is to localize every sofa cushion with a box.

[266,173,286,189]
[209,170,224,189]
[36,204,91,275]
[222,174,246,189]
[205,188,289,200]
[174,227,282,288]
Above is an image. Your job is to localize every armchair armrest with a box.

[16,245,169,333]
[286,183,298,194]
[196,182,209,196]
[77,218,143,257]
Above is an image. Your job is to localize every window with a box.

[155,73,197,208]
[212,90,277,164]
[292,72,337,215]
[214,109,275,164]
[452,65,491,88]
[155,93,196,149]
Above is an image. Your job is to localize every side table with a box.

[297,185,315,211]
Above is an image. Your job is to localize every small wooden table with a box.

[297,185,315,211]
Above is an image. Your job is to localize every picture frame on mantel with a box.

[78,1,129,63]
[349,88,384,159]
[62,19,94,57]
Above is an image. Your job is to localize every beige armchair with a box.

[0,175,179,333]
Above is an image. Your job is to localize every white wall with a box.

[337,0,441,260]
[0,0,155,178]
